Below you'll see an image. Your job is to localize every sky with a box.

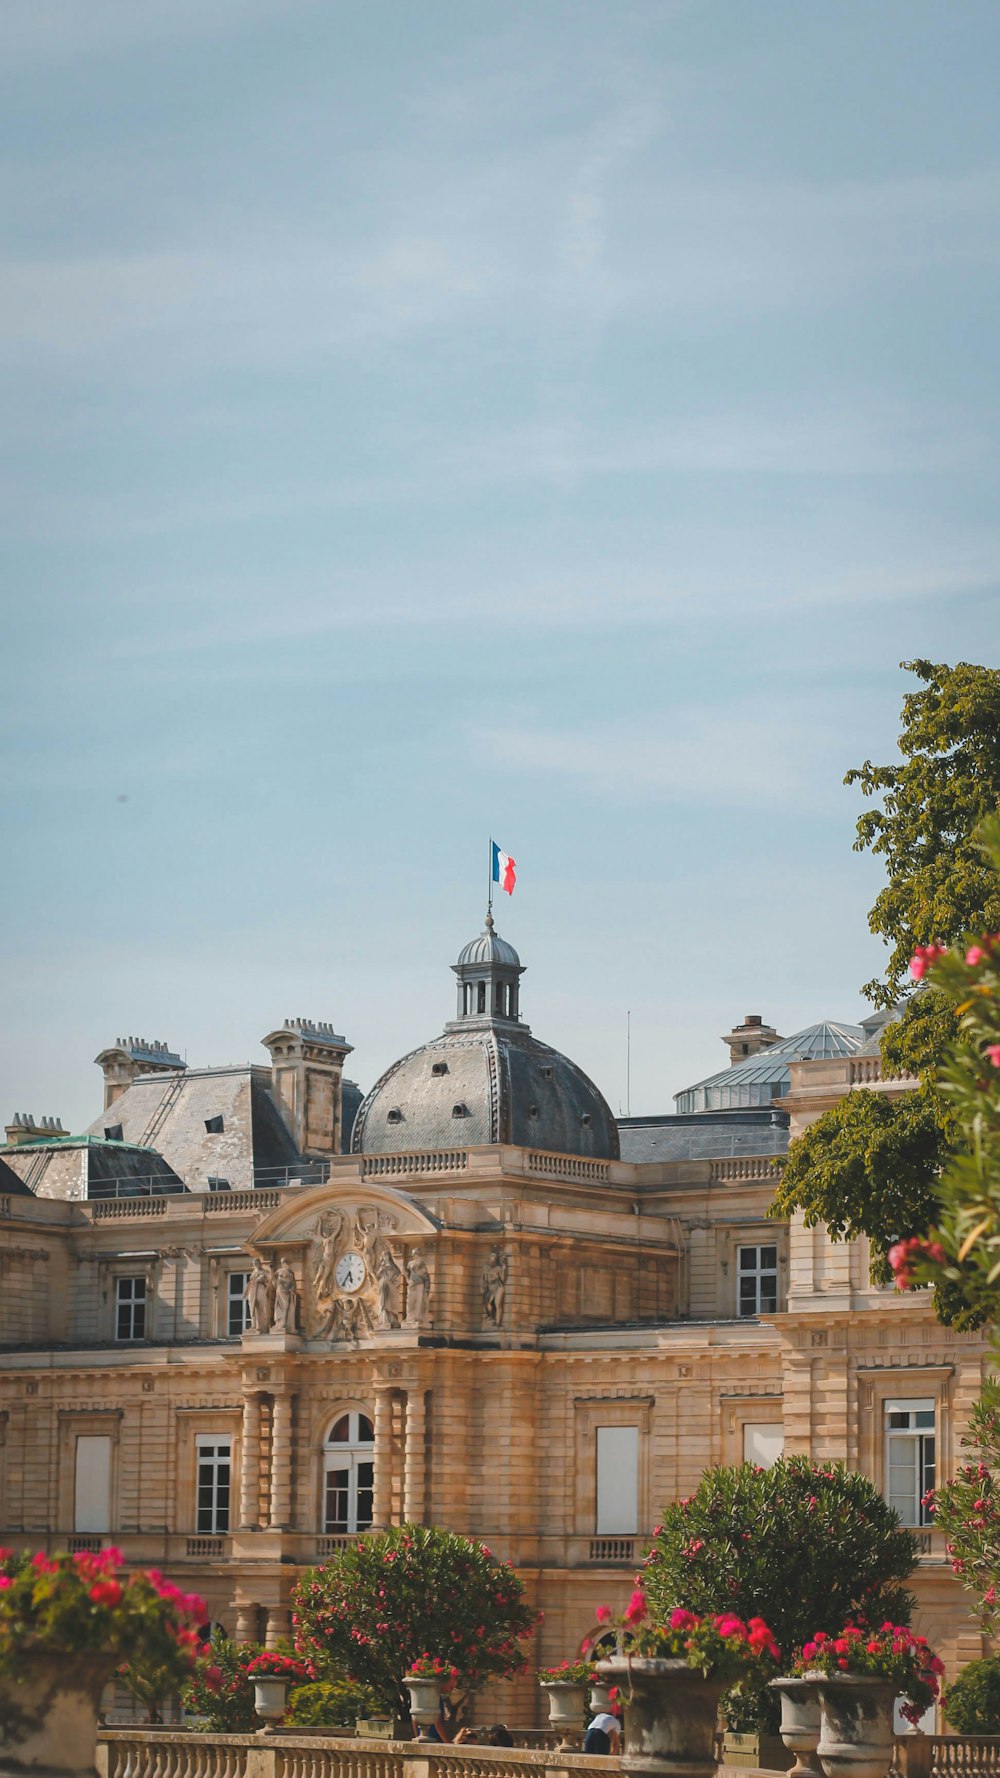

[1,0,998,1134]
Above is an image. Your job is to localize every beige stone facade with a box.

[0,1042,988,1723]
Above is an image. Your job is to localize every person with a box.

[453,1728,480,1745]
[488,1725,514,1748]
[584,1711,621,1755]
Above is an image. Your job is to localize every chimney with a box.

[94,1037,184,1111]
[721,1014,783,1068]
[4,1112,67,1146]
[260,1018,353,1157]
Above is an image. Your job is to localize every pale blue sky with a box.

[2,1,997,1132]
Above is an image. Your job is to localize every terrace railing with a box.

[97,1733,617,1778]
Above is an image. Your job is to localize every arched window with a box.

[323,1411,374,1534]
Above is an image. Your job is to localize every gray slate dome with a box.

[352,915,619,1161]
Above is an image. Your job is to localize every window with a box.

[595,1426,638,1534]
[495,983,505,1014]
[75,1435,112,1533]
[204,1115,225,1134]
[432,1061,449,1076]
[227,1272,250,1337]
[743,1423,784,1468]
[387,1108,403,1124]
[452,1103,469,1119]
[737,1245,778,1316]
[196,1436,231,1533]
[115,1275,146,1341]
[323,1411,374,1534]
[208,1176,230,1193]
[477,981,486,1014]
[885,1400,935,1527]
[104,1124,124,1142]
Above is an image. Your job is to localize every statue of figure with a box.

[375,1246,404,1328]
[244,1256,273,1334]
[271,1257,298,1333]
[404,1250,431,1327]
[482,1247,508,1327]
[312,1209,347,1299]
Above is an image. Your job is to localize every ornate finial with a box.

[485,908,495,931]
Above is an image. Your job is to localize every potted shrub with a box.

[794,1624,944,1778]
[595,1587,780,1777]
[404,1655,457,1740]
[537,1658,593,1748]
[245,1652,314,1730]
[0,1547,214,1777]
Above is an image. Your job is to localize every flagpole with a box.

[487,836,493,918]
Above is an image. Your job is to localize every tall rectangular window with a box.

[885,1400,935,1527]
[196,1436,232,1533]
[227,1272,250,1337]
[74,1435,112,1533]
[737,1245,778,1316]
[115,1275,146,1342]
[595,1425,639,1534]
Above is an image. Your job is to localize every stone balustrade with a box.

[97,1733,617,1778]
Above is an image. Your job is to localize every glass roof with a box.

[674,1021,863,1114]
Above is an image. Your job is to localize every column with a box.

[370,1386,394,1529]
[268,1393,294,1530]
[239,1392,261,1530]
[403,1387,426,1525]
[264,1607,291,1651]
[234,1602,258,1644]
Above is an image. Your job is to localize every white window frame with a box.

[195,1434,232,1534]
[737,1244,778,1317]
[884,1398,936,1528]
[227,1271,251,1338]
[323,1411,374,1535]
[115,1275,147,1342]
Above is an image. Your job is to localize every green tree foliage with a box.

[771,661,1000,1315]
[284,1679,381,1727]
[927,1386,1000,1636]
[942,1657,1000,1733]
[846,659,1000,1005]
[291,1524,539,1720]
[642,1458,916,1728]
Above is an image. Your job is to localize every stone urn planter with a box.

[597,1656,725,1778]
[771,1676,824,1778]
[253,1676,290,1730]
[540,1681,587,1751]
[589,1679,613,1714]
[815,1676,896,1778]
[0,1651,115,1777]
[405,1676,443,1742]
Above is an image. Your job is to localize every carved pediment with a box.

[248,1182,439,1344]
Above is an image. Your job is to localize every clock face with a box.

[335,1251,366,1294]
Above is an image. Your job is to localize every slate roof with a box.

[0,1154,34,1195]
[353,1024,620,1160]
[0,1138,183,1202]
[618,1107,789,1163]
[674,1020,864,1114]
[83,1066,301,1194]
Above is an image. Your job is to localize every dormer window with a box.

[529,1104,539,1118]
[387,1108,403,1124]
[542,1067,553,1081]
[431,1061,449,1076]
[581,1113,592,1127]
[204,1115,224,1134]
[452,1103,470,1119]
[104,1124,124,1142]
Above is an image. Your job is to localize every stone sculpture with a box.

[404,1250,431,1327]
[482,1247,508,1326]
[245,1256,273,1334]
[271,1257,298,1333]
[375,1246,404,1328]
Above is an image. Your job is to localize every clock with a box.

[335,1251,366,1294]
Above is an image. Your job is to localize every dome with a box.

[456,925,521,969]
[674,1020,863,1114]
[352,913,618,1160]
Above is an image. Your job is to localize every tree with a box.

[942,1657,1000,1733]
[927,1386,1000,1638]
[771,660,1000,1318]
[291,1524,539,1721]
[641,1458,917,1727]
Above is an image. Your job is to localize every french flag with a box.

[492,841,516,896]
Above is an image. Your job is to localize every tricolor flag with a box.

[491,841,516,896]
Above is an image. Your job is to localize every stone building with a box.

[0,917,986,1722]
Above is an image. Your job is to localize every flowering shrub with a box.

[794,1623,944,1723]
[0,1547,208,1701]
[537,1658,595,1685]
[184,1634,267,1731]
[292,1524,540,1720]
[245,1652,314,1683]
[596,1589,779,1684]
[406,1655,460,1681]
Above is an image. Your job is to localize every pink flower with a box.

[0,1578,11,1592]
[986,1046,1000,1068]
[595,1605,612,1623]
[801,1642,818,1662]
[966,947,988,967]
[715,1614,746,1639]
[910,944,947,980]
[669,1608,698,1631]
[89,1580,123,1607]
[623,1588,647,1626]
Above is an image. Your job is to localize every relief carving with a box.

[305,1204,432,1341]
